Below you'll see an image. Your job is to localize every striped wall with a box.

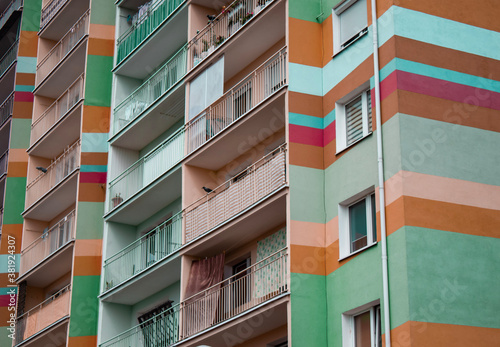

[68,0,115,345]
[0,0,41,345]
[287,0,500,345]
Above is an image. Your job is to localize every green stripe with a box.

[90,0,116,26]
[80,165,107,173]
[76,202,105,239]
[9,118,31,149]
[69,276,100,336]
[289,165,325,223]
[20,0,42,32]
[84,55,113,107]
[3,177,27,224]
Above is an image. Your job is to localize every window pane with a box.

[349,199,367,252]
[354,311,371,347]
[371,193,376,242]
[339,0,367,45]
[346,95,363,145]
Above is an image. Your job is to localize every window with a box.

[335,89,372,152]
[342,305,381,347]
[339,189,376,259]
[332,0,368,54]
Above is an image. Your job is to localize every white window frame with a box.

[338,187,376,259]
[335,86,372,153]
[332,0,368,55]
[342,303,381,347]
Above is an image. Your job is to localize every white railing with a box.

[100,249,288,347]
[103,212,182,291]
[108,128,184,211]
[15,285,71,345]
[0,0,22,31]
[190,0,274,67]
[186,48,286,154]
[0,150,7,177]
[113,44,188,135]
[37,10,89,84]
[185,145,286,242]
[20,210,75,275]
[0,92,14,127]
[40,0,69,29]
[0,208,3,235]
[31,74,84,145]
[25,140,80,207]
[0,40,18,78]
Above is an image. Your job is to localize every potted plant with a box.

[240,12,253,25]
[112,193,123,207]
[215,35,225,46]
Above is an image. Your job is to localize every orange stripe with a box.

[82,105,110,133]
[7,162,27,177]
[89,24,115,40]
[0,225,23,253]
[73,255,102,276]
[78,183,106,202]
[81,152,108,166]
[68,335,98,347]
[88,38,115,57]
[13,101,34,119]
[75,239,103,257]
[386,196,406,236]
[321,15,333,67]
[18,31,38,57]
[289,17,323,67]
[15,73,36,86]
[289,142,323,169]
[289,91,323,118]
[290,244,325,276]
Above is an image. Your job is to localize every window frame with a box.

[332,0,368,55]
[342,303,381,347]
[335,87,373,153]
[338,188,377,260]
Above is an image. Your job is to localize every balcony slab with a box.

[40,0,89,40]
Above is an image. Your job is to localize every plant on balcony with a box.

[111,193,123,208]
[202,39,211,52]
[215,35,225,46]
[239,12,253,25]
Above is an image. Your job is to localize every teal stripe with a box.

[15,85,34,92]
[324,109,335,128]
[0,287,17,295]
[289,112,324,129]
[80,165,107,173]
[16,57,37,74]
[0,255,20,273]
[81,133,109,153]
[289,63,322,96]
[290,165,325,223]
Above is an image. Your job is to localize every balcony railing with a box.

[0,208,3,235]
[109,128,184,210]
[185,145,286,243]
[186,48,286,154]
[40,0,69,30]
[20,210,75,275]
[100,249,288,347]
[25,140,80,207]
[116,0,185,65]
[0,150,8,177]
[0,92,14,127]
[189,0,275,67]
[113,45,187,135]
[103,212,182,291]
[31,74,84,145]
[0,0,22,31]
[37,10,89,84]
[15,285,71,345]
[0,40,18,78]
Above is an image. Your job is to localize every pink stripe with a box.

[0,294,14,307]
[289,124,324,147]
[380,70,398,101]
[323,121,336,146]
[80,172,107,183]
[397,70,500,110]
[14,92,34,102]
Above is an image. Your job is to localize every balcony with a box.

[103,212,181,293]
[30,74,84,148]
[0,208,3,235]
[0,0,22,31]
[19,210,75,276]
[25,140,80,210]
[0,150,7,178]
[186,48,286,155]
[40,0,69,29]
[112,45,187,137]
[15,285,71,346]
[116,0,185,66]
[0,92,14,127]
[100,249,288,347]
[0,40,18,79]
[185,145,286,243]
[36,10,89,91]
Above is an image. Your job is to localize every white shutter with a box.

[346,95,363,145]
[338,0,367,46]
[367,91,372,132]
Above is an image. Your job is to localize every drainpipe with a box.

[370,0,391,346]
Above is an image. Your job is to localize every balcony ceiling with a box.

[185,91,286,171]
[105,165,182,225]
[0,64,15,102]
[39,0,90,41]
[101,255,181,305]
[110,82,185,150]
[28,103,82,158]
[114,5,188,80]
[22,172,79,222]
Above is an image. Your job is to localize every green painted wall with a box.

[76,202,105,239]
[69,275,101,337]
[84,55,114,107]
[130,281,180,326]
[9,119,31,149]
[20,0,42,32]
[288,0,342,23]
[139,119,184,157]
[3,177,26,224]
[289,165,325,223]
[90,0,116,25]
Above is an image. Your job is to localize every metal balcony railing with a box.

[19,210,75,275]
[185,145,286,243]
[40,0,69,30]
[0,92,14,127]
[116,0,185,65]
[189,0,275,67]
[186,48,286,154]
[25,140,80,207]
[0,0,23,31]
[103,212,182,291]
[0,40,18,78]
[113,45,187,135]
[31,74,84,145]
[15,285,71,345]
[0,208,3,235]
[100,249,287,347]
[109,128,184,210]
[37,10,89,84]
[0,150,8,177]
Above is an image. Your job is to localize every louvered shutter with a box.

[367,91,372,132]
[346,95,363,145]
